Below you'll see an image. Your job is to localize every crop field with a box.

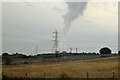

[2,56,119,78]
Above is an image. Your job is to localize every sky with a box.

[2,2,118,55]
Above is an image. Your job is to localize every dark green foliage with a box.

[100,56,108,58]
[118,51,120,54]
[12,53,27,58]
[23,62,29,64]
[59,72,70,79]
[99,47,112,54]
[2,52,9,56]
[4,56,12,65]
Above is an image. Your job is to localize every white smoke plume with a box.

[63,2,87,35]
[62,2,88,50]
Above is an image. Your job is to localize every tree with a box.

[118,51,120,54]
[99,47,112,54]
[2,52,9,56]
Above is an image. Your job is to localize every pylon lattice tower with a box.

[52,30,60,57]
[36,45,38,54]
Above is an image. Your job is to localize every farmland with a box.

[2,56,118,78]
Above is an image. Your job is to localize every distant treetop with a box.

[2,52,9,56]
[99,47,112,54]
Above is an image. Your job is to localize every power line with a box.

[52,30,60,57]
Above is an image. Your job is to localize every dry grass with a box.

[2,56,118,78]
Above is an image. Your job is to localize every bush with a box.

[23,61,29,64]
[4,56,12,65]
[59,72,70,79]
[2,52,9,56]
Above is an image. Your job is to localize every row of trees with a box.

[2,47,118,65]
[2,47,114,57]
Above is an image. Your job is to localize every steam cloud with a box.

[63,2,87,35]
[62,2,87,50]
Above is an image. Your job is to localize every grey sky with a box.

[2,2,118,55]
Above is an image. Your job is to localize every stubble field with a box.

[2,56,118,78]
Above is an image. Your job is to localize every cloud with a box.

[2,2,118,54]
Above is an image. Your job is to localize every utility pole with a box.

[36,45,38,55]
[52,30,59,57]
[76,48,77,53]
